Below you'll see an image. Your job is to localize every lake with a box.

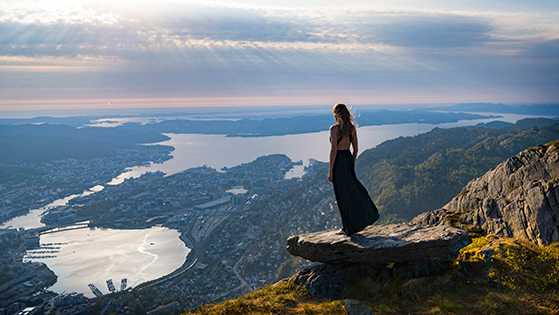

[0,185,104,231]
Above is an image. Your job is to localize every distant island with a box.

[1,106,502,138]
[112,109,499,137]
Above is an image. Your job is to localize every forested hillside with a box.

[356,120,559,223]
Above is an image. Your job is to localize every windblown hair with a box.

[333,103,356,137]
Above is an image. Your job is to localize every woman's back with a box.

[332,124,354,151]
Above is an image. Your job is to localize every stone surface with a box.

[286,223,470,264]
[343,299,376,315]
[290,258,452,299]
[411,141,559,246]
[288,140,559,300]
[291,263,371,299]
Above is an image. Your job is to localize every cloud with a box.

[123,4,315,43]
[370,16,493,48]
[0,1,557,104]
[523,38,559,60]
[0,3,503,59]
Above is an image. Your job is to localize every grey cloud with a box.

[94,3,318,43]
[0,20,144,57]
[0,4,320,58]
[523,39,559,60]
[0,4,500,61]
[368,16,493,48]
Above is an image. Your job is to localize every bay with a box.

[24,226,189,298]
[110,112,537,182]
[7,112,543,298]
[4,112,540,228]
[0,185,104,230]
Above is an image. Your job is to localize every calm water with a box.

[24,226,189,298]
[110,112,536,182]
[6,112,542,297]
[0,185,104,230]
[4,112,538,228]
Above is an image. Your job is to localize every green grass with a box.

[340,236,559,314]
[186,280,346,315]
[186,236,559,314]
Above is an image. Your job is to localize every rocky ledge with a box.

[411,140,559,246]
[286,223,470,265]
[286,140,559,299]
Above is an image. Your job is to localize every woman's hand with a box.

[328,173,333,182]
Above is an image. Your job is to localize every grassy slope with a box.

[186,236,559,315]
[187,281,346,315]
[186,131,559,315]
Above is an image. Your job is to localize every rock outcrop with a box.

[411,140,559,246]
[286,140,559,299]
[286,223,470,265]
[286,222,470,299]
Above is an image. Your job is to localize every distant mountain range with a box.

[115,110,497,137]
[434,103,559,116]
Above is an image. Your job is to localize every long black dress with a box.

[333,137,379,235]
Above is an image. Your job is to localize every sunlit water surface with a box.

[4,112,546,297]
[24,226,189,298]
[0,185,104,230]
[110,112,539,183]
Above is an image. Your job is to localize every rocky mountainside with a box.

[188,141,559,314]
[411,140,559,246]
[286,139,559,301]
[356,121,559,223]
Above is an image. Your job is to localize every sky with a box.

[0,0,558,111]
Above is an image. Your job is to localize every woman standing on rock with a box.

[328,103,379,235]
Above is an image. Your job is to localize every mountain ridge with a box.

[411,139,559,246]
[186,138,559,314]
[356,121,559,223]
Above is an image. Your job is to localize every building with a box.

[53,293,89,307]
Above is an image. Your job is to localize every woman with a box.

[328,103,379,235]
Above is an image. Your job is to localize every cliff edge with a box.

[411,140,559,246]
[286,139,559,299]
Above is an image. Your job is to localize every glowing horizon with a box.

[1,0,558,111]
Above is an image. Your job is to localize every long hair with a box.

[333,103,356,137]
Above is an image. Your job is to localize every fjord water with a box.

[110,112,536,182]
[24,226,189,298]
[0,185,104,230]
[12,112,539,297]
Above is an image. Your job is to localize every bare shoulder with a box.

[330,124,339,131]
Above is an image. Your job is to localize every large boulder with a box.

[286,223,470,265]
[411,140,559,246]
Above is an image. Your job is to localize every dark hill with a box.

[0,123,169,145]
[0,134,119,164]
[355,121,559,223]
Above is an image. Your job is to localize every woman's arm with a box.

[328,125,338,182]
[351,127,358,161]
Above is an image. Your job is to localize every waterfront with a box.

[24,226,189,298]
[108,112,537,183]
[0,185,104,230]
[1,112,544,300]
